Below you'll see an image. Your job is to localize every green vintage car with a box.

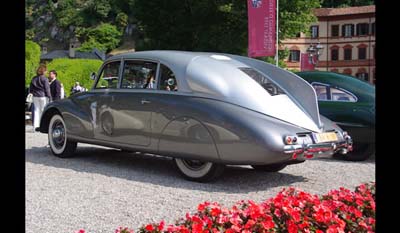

[296,71,375,161]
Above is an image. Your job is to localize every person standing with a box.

[60,83,65,99]
[49,70,61,101]
[29,64,52,132]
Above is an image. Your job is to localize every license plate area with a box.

[312,132,338,143]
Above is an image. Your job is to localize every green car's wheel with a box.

[343,143,374,161]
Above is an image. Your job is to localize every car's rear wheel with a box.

[251,163,287,172]
[174,158,225,182]
[48,114,77,158]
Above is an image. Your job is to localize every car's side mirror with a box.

[90,72,97,80]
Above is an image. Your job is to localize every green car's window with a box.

[312,84,328,100]
[121,60,158,89]
[158,64,178,91]
[95,61,120,89]
[330,87,357,102]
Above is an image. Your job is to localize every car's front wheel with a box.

[251,163,287,172]
[48,114,77,158]
[174,158,225,182]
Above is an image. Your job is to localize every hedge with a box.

[47,58,103,96]
[25,40,41,87]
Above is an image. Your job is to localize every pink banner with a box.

[300,53,315,71]
[247,0,276,57]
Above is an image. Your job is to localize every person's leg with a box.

[32,97,40,130]
[36,97,48,130]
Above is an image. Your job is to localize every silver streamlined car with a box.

[38,51,353,182]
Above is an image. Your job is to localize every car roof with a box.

[105,51,322,131]
[296,71,375,103]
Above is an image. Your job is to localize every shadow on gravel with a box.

[312,155,376,164]
[25,146,307,193]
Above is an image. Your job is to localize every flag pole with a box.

[275,0,279,66]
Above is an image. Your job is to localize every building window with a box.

[342,24,354,37]
[289,50,300,62]
[356,72,369,82]
[358,47,367,60]
[356,23,369,36]
[371,22,375,35]
[331,25,339,37]
[344,48,352,60]
[310,26,319,38]
[296,32,301,38]
[331,49,339,61]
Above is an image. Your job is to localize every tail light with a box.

[284,135,298,145]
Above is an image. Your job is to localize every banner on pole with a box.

[247,0,276,57]
[300,53,315,71]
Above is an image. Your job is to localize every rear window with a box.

[239,67,286,96]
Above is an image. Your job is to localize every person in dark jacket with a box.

[49,70,61,101]
[29,64,52,132]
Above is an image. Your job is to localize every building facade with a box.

[282,5,375,84]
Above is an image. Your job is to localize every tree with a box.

[25,40,41,87]
[321,0,374,7]
[77,23,122,53]
[134,0,320,63]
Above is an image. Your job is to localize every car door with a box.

[107,59,159,147]
[91,59,122,142]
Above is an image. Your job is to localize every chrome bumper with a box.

[283,135,353,159]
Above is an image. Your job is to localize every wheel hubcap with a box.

[51,120,65,149]
[182,159,207,171]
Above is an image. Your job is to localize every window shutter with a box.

[356,24,360,36]
[366,23,370,34]
[342,25,345,37]
[351,24,355,36]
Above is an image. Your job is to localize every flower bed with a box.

[77,182,375,233]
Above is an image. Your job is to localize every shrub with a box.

[25,40,41,87]
[77,23,122,53]
[47,59,102,96]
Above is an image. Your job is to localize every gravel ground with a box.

[25,125,375,233]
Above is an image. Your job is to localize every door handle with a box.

[141,99,151,104]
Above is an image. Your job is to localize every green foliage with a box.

[47,59,102,96]
[78,38,108,52]
[25,40,41,87]
[116,12,129,31]
[279,0,321,40]
[321,0,374,7]
[134,0,247,55]
[77,23,122,53]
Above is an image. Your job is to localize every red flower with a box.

[145,224,154,231]
[158,220,165,231]
[76,230,85,233]
[287,220,298,233]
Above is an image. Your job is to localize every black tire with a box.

[48,114,77,158]
[174,158,225,182]
[342,143,374,161]
[251,163,287,172]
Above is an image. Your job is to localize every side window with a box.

[330,87,357,102]
[158,64,178,91]
[312,84,328,100]
[121,60,158,89]
[95,61,120,89]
